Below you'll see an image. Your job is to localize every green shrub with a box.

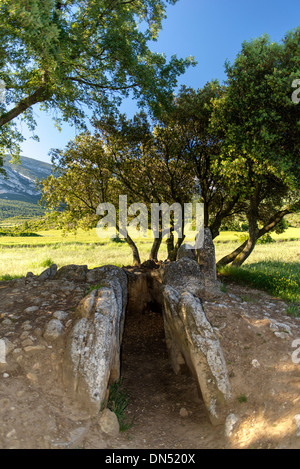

[106,379,134,432]
[39,258,54,268]
[110,234,125,243]
[237,394,247,403]
[218,261,300,304]
[0,274,22,281]
[286,303,300,318]
[238,233,275,244]
[238,233,248,243]
[257,233,275,244]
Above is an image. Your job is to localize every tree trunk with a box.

[0,85,50,127]
[149,234,162,261]
[166,216,186,262]
[166,232,175,261]
[125,234,141,266]
[209,194,241,240]
[117,223,141,266]
[231,201,259,266]
[231,236,257,266]
[217,240,248,267]
[217,209,291,268]
[172,235,185,261]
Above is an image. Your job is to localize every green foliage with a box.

[237,394,248,403]
[38,258,54,268]
[213,29,300,188]
[85,283,107,295]
[238,233,275,244]
[212,29,300,266]
[0,273,22,281]
[0,0,194,158]
[218,260,300,304]
[286,304,300,318]
[106,379,134,432]
[256,233,275,244]
[286,213,300,228]
[222,220,246,232]
[111,234,125,244]
[0,228,41,237]
[0,199,46,221]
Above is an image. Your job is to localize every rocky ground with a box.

[0,271,300,449]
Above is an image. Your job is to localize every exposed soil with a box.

[0,273,300,449]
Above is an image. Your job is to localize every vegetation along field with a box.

[0,226,299,314]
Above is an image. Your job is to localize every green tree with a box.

[39,131,145,264]
[93,111,196,260]
[0,0,194,162]
[40,111,198,265]
[213,29,300,266]
[155,83,247,240]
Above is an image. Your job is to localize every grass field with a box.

[0,227,299,312]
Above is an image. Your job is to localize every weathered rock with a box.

[179,407,188,418]
[86,264,127,296]
[38,264,57,281]
[98,408,119,437]
[125,270,152,315]
[26,272,36,279]
[52,311,69,321]
[177,243,196,261]
[160,258,205,298]
[49,422,91,449]
[21,321,32,331]
[195,228,217,282]
[225,413,239,437]
[55,264,88,282]
[43,319,64,342]
[1,338,14,358]
[24,345,46,353]
[63,266,127,415]
[24,306,39,314]
[1,318,14,327]
[161,259,231,426]
[294,415,300,437]
[251,359,260,368]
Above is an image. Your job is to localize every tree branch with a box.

[68,76,138,91]
[0,85,50,127]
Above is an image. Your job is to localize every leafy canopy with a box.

[0,0,194,161]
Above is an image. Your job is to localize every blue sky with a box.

[19,0,300,164]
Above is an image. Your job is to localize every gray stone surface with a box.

[161,259,231,425]
[38,264,57,281]
[63,266,127,415]
[55,265,88,282]
[195,228,217,282]
[98,408,119,437]
[160,258,205,298]
[43,319,64,342]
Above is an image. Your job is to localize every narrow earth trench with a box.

[118,304,226,449]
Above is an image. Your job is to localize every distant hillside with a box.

[0,155,52,203]
[0,155,53,224]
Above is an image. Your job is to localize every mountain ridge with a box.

[0,155,53,224]
[0,155,53,204]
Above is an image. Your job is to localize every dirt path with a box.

[118,307,224,449]
[0,275,300,449]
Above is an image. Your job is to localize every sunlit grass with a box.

[0,229,299,313]
[216,241,300,310]
[0,236,168,278]
[214,227,300,244]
